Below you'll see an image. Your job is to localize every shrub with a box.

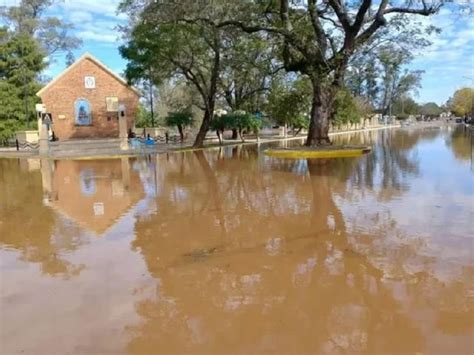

[165,112,194,141]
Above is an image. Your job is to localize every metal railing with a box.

[10,139,40,151]
[130,133,186,146]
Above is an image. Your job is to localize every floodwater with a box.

[0,126,473,355]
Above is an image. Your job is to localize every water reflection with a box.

[0,159,83,277]
[0,158,151,354]
[0,127,472,354]
[127,129,473,354]
[446,125,473,163]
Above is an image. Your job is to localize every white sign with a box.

[85,76,96,89]
[106,97,119,112]
[35,104,46,113]
[93,202,104,216]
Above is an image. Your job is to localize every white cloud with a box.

[59,0,122,17]
[68,10,94,23]
[77,30,118,43]
[0,0,19,6]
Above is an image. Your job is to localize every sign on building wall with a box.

[106,97,119,112]
[84,76,96,89]
[75,99,92,125]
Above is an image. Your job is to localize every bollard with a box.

[118,104,129,151]
[39,122,50,156]
[16,139,19,151]
[165,132,169,144]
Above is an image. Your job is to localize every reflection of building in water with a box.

[0,159,85,277]
[41,158,144,234]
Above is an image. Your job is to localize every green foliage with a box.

[0,28,45,144]
[209,114,229,133]
[266,77,311,129]
[420,102,442,117]
[211,111,261,142]
[449,88,474,117]
[1,0,81,61]
[118,0,444,144]
[292,115,309,131]
[135,104,154,128]
[227,112,261,134]
[119,1,227,146]
[165,112,194,129]
[392,96,421,116]
[347,46,424,114]
[221,34,275,113]
[332,90,362,126]
[0,119,21,145]
[377,47,423,114]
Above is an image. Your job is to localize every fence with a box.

[130,133,185,145]
[6,139,40,151]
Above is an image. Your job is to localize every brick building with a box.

[37,53,140,140]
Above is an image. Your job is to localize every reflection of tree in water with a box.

[348,203,474,337]
[331,129,437,202]
[446,126,472,162]
[128,149,446,354]
[0,160,85,278]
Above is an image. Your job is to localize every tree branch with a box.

[352,0,372,33]
[327,0,351,32]
[308,0,328,55]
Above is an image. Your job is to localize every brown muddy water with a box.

[1,126,473,355]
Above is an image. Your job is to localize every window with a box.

[75,99,92,125]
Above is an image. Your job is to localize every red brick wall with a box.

[38,57,139,140]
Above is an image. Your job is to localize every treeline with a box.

[119,0,467,147]
[0,0,80,144]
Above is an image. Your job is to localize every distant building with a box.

[36,53,140,140]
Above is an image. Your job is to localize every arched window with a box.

[75,98,92,125]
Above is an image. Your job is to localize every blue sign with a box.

[75,99,91,125]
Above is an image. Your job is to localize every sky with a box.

[2,0,474,105]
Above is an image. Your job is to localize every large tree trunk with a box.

[192,30,221,148]
[178,124,184,142]
[193,108,213,147]
[231,129,238,139]
[306,80,332,147]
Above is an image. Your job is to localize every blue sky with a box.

[3,0,474,105]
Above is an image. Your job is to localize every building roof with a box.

[36,52,140,97]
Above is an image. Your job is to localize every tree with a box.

[266,76,311,133]
[220,33,278,138]
[165,112,194,142]
[420,102,442,117]
[0,0,81,63]
[392,96,420,118]
[378,47,423,115]
[449,87,474,117]
[226,112,261,142]
[216,1,441,145]
[332,89,364,127]
[119,1,227,148]
[155,80,199,120]
[210,111,261,143]
[135,103,154,129]
[209,114,228,145]
[0,27,45,142]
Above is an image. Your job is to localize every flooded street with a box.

[1,126,473,354]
